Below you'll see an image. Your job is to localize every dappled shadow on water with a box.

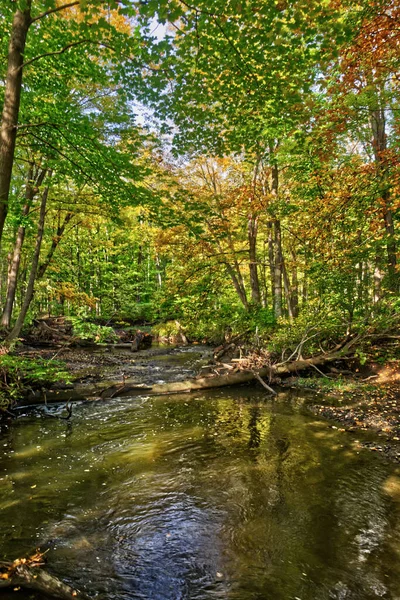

[1,387,400,599]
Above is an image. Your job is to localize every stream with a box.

[1,347,400,599]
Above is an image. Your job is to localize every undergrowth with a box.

[0,355,71,413]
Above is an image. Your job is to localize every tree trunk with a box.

[1,166,46,328]
[273,219,283,319]
[6,178,50,344]
[248,213,261,304]
[155,253,163,288]
[225,261,249,309]
[269,158,284,319]
[136,243,143,302]
[0,3,32,246]
[290,248,299,317]
[1,208,29,328]
[282,258,294,320]
[268,221,275,309]
[216,236,248,309]
[370,106,397,289]
[373,254,383,304]
[37,211,73,279]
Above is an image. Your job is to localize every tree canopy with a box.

[0,0,398,349]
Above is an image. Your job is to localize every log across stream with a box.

[18,341,356,406]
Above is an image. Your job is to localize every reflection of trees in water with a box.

[247,406,261,449]
[2,392,400,600]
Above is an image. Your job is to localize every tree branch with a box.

[21,40,115,69]
[31,2,80,23]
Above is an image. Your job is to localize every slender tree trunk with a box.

[248,213,261,305]
[261,239,268,308]
[282,259,294,320]
[269,158,284,319]
[267,221,275,309]
[0,3,32,246]
[370,106,397,289]
[1,166,46,327]
[273,220,283,319]
[302,276,307,307]
[1,207,29,328]
[137,244,143,302]
[6,178,50,344]
[37,211,73,279]
[216,236,248,309]
[155,254,162,288]
[225,262,249,309]
[290,248,299,317]
[373,254,383,305]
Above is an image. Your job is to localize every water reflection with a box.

[0,388,399,599]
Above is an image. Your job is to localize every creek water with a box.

[1,358,400,599]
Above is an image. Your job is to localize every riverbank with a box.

[4,333,400,463]
[286,362,400,462]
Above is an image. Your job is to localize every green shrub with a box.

[0,355,71,412]
[68,317,118,343]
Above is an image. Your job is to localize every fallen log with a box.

[127,342,358,396]
[0,558,88,600]
[20,339,359,405]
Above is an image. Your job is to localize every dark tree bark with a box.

[248,213,261,304]
[273,219,283,319]
[269,158,284,319]
[282,259,294,320]
[0,3,32,246]
[290,248,299,317]
[225,261,249,309]
[370,106,397,289]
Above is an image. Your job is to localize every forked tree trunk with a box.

[225,261,249,309]
[6,178,51,344]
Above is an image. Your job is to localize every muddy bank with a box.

[302,378,400,463]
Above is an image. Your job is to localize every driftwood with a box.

[0,560,88,600]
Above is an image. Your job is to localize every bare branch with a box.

[251,371,277,395]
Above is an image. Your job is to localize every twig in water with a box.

[252,371,277,395]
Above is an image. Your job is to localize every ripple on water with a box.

[1,388,400,600]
